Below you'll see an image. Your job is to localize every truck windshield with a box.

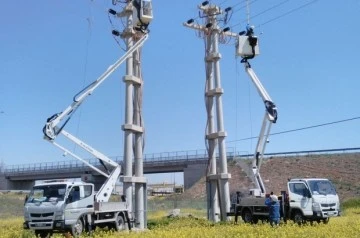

[26,184,67,203]
[308,180,337,196]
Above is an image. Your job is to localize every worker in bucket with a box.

[265,192,280,226]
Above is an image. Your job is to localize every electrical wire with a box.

[228,0,318,32]
[218,0,231,6]
[227,116,360,143]
[186,0,248,26]
[108,12,127,51]
[232,0,259,15]
[256,0,319,28]
[230,0,290,28]
[73,2,94,153]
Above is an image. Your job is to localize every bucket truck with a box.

[23,30,149,237]
[229,26,340,224]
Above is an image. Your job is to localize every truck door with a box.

[64,185,94,225]
[288,182,312,216]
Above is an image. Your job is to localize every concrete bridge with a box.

[1,148,241,190]
[2,147,359,191]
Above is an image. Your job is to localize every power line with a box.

[228,116,360,143]
[248,0,290,22]
[256,0,319,28]
[230,0,290,29]
[218,0,232,6]
[187,0,249,23]
[232,0,259,14]
[228,0,319,30]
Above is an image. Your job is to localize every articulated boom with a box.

[42,34,149,202]
[43,34,148,141]
[244,61,278,195]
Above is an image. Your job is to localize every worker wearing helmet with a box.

[265,192,280,226]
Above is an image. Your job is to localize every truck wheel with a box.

[293,211,304,225]
[114,214,126,231]
[241,209,253,223]
[322,218,329,224]
[71,218,84,237]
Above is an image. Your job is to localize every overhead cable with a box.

[256,0,319,28]
[228,116,360,143]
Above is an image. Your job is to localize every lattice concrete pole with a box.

[133,46,146,229]
[205,24,220,222]
[210,9,231,221]
[121,2,135,220]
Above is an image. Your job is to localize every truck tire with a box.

[322,218,329,224]
[242,209,254,223]
[293,211,304,225]
[71,218,84,237]
[114,213,126,231]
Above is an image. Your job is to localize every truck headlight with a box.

[312,202,321,212]
[55,211,63,220]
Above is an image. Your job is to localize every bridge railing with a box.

[4,147,360,176]
[4,148,237,175]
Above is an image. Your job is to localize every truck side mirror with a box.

[24,195,29,205]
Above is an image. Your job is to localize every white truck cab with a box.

[287,178,340,223]
[24,180,96,236]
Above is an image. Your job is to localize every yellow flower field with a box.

[1,207,359,238]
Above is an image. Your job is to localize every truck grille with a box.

[30,213,54,218]
[321,203,336,207]
[31,219,53,222]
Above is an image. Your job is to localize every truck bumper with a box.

[313,210,339,218]
[25,220,65,230]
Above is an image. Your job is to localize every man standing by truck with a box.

[265,192,280,226]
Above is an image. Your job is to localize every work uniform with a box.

[265,195,280,226]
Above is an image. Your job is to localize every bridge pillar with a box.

[3,179,34,191]
[0,173,7,190]
[183,164,207,190]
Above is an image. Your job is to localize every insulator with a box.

[112,30,120,36]
[239,31,246,36]
[225,7,232,12]
[202,1,209,6]
[108,9,117,15]
[223,27,230,32]
[187,19,194,24]
[206,23,213,28]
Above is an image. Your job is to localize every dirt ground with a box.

[181,152,360,202]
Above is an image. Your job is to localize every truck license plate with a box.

[35,223,46,227]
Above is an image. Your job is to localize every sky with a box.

[1,0,360,184]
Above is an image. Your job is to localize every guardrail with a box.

[4,147,360,176]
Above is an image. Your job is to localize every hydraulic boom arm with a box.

[42,34,149,202]
[43,34,148,141]
[244,61,277,195]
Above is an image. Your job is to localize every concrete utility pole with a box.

[184,2,234,222]
[116,0,150,229]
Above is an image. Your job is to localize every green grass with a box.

[341,198,360,210]
[0,192,27,219]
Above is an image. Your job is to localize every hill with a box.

[181,152,360,201]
